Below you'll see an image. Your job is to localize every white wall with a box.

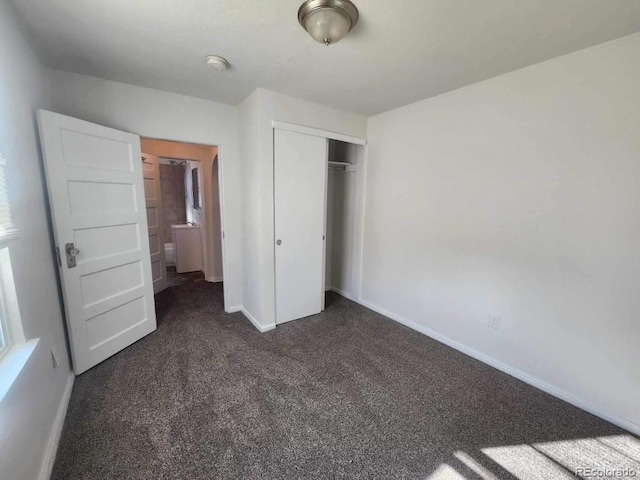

[0,2,73,478]
[48,70,242,309]
[364,33,640,433]
[242,89,367,329]
[238,91,261,321]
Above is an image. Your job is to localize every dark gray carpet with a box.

[166,266,206,288]
[51,282,638,479]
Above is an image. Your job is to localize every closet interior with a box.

[325,140,361,299]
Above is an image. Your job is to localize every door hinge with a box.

[55,246,62,267]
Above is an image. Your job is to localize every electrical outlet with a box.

[488,315,501,330]
[51,346,59,368]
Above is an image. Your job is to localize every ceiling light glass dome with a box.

[298,0,359,46]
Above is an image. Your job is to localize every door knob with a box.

[65,243,80,268]
[276,239,282,246]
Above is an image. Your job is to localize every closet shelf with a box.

[328,161,357,172]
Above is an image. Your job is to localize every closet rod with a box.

[328,161,357,172]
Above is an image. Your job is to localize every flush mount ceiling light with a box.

[298,0,359,46]
[205,55,229,71]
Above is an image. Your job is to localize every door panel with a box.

[85,297,148,351]
[274,129,328,324]
[38,110,157,374]
[142,153,168,293]
[74,223,141,261]
[60,129,134,171]
[79,261,144,307]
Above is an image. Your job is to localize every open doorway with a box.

[141,138,224,295]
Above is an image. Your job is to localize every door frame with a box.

[142,137,230,312]
[272,121,366,146]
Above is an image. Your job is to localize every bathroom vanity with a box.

[171,224,203,273]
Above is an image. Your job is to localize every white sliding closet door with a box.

[274,129,328,324]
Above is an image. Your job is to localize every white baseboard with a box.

[227,305,275,333]
[357,298,640,436]
[240,307,276,333]
[329,286,357,302]
[38,372,74,480]
[207,276,223,283]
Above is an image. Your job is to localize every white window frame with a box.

[0,276,9,360]
[0,154,17,242]
[0,247,20,360]
[0,152,38,401]
[0,152,18,360]
[0,245,37,402]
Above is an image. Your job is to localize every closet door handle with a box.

[276,239,282,246]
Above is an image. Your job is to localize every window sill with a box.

[0,338,38,402]
[0,232,19,248]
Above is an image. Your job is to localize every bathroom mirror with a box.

[191,167,200,209]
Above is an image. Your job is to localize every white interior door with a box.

[38,110,157,374]
[142,153,167,293]
[274,129,328,324]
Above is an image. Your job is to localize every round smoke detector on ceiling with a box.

[206,55,229,71]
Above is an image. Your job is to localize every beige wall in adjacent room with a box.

[141,138,217,163]
[141,138,222,280]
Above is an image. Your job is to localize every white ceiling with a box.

[11,0,640,115]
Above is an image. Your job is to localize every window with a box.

[0,297,6,358]
[0,153,15,359]
[0,152,35,401]
[191,167,200,209]
[0,154,17,241]
[0,245,25,358]
[0,249,15,360]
